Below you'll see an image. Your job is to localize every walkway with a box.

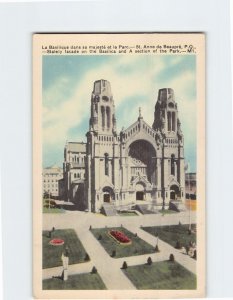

[42,210,196,289]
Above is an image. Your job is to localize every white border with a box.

[0,0,232,299]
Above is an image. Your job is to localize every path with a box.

[42,210,196,289]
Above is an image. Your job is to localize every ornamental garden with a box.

[43,220,197,290]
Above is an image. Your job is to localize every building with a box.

[62,142,86,209]
[63,79,185,212]
[42,165,63,197]
[185,172,196,199]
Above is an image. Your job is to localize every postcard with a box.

[33,33,205,299]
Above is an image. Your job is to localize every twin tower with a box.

[85,79,185,212]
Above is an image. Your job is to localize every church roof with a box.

[66,142,86,153]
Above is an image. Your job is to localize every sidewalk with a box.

[42,210,196,289]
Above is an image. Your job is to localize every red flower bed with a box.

[49,238,64,246]
[109,230,131,244]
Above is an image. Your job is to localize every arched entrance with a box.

[128,139,156,184]
[170,184,180,200]
[135,183,145,200]
[102,186,114,203]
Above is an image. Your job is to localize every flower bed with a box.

[49,238,64,246]
[108,230,131,244]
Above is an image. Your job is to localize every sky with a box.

[43,54,196,172]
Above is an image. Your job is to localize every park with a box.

[42,204,197,290]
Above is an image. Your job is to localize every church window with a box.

[106,106,110,128]
[101,106,105,128]
[77,173,80,178]
[105,153,109,176]
[74,174,76,178]
[171,154,175,175]
[168,111,171,131]
[172,112,176,131]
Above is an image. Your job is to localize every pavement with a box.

[42,210,196,290]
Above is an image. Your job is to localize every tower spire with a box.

[138,107,143,120]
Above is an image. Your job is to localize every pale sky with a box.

[43,54,196,172]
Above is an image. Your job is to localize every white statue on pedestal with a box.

[61,248,69,281]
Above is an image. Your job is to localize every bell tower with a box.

[152,88,178,134]
[89,79,116,134]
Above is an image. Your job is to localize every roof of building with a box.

[43,165,63,174]
[66,142,86,153]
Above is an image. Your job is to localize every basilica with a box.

[62,79,185,213]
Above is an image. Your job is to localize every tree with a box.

[122,261,128,269]
[85,253,90,261]
[169,253,175,262]
[147,257,152,265]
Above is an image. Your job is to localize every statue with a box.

[61,247,69,281]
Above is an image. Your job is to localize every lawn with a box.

[43,207,65,213]
[43,199,65,214]
[142,224,196,248]
[43,229,87,269]
[159,209,178,215]
[91,227,155,258]
[43,273,107,290]
[123,260,196,289]
[117,211,138,216]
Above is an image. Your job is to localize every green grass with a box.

[43,207,65,213]
[43,229,87,269]
[123,260,196,289]
[43,199,65,214]
[159,209,178,215]
[43,273,107,290]
[117,211,138,216]
[91,227,155,258]
[142,224,196,248]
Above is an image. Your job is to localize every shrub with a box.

[175,241,181,249]
[193,250,197,260]
[147,257,152,265]
[111,250,116,257]
[98,234,102,240]
[91,266,97,274]
[169,254,175,262]
[134,233,137,237]
[154,245,159,252]
[84,253,90,261]
[122,261,128,269]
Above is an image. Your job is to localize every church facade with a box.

[63,79,185,212]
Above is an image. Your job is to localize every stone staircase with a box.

[169,200,186,212]
[101,203,118,216]
[135,204,158,215]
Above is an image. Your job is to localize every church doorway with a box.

[102,186,114,203]
[136,191,144,200]
[170,184,180,200]
[103,193,110,203]
[135,182,145,200]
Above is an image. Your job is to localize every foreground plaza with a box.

[43,208,196,290]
